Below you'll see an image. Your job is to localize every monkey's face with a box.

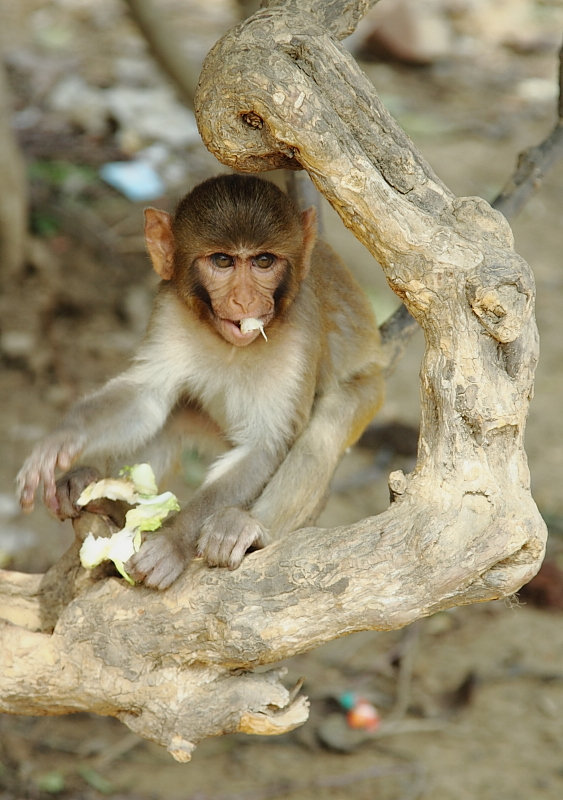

[144,176,317,348]
[191,249,288,347]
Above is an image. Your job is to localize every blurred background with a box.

[0,1,562,798]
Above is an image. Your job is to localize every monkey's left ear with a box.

[301,207,317,278]
[144,208,175,280]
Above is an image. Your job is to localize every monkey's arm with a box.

[250,368,384,536]
[17,374,175,514]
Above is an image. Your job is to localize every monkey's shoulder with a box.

[307,240,383,377]
[309,241,377,322]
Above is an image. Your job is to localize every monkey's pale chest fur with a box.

[135,292,310,450]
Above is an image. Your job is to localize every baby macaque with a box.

[18,174,385,589]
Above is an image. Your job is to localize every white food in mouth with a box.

[240,317,267,341]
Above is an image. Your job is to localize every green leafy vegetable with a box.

[77,463,179,583]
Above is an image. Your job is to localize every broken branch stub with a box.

[0,0,546,761]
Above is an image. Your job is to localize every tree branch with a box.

[379,303,418,378]
[492,41,563,218]
[0,490,542,758]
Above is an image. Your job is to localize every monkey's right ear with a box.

[144,208,175,280]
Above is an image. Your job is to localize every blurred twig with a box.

[123,0,200,108]
[379,303,419,378]
[493,41,563,218]
[0,61,28,281]
[387,622,421,720]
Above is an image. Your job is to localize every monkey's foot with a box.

[198,507,268,570]
[55,466,101,520]
[127,533,189,590]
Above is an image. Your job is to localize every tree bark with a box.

[0,0,546,761]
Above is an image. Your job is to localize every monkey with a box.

[17,174,385,590]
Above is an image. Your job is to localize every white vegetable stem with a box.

[240,317,267,340]
[77,463,180,583]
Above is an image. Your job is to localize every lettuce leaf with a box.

[78,464,179,583]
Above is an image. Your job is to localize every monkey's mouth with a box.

[218,317,267,346]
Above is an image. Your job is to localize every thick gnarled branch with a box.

[0,482,541,758]
[195,0,542,513]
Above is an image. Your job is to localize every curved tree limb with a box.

[0,0,547,760]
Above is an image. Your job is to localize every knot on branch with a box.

[195,8,323,172]
[450,196,514,248]
[166,736,196,763]
[242,111,264,129]
[466,253,534,344]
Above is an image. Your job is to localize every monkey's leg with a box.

[126,443,285,589]
[251,370,384,537]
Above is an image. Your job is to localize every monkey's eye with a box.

[211,253,234,269]
[253,253,275,269]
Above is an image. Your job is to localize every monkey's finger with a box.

[227,536,249,570]
[55,467,101,520]
[127,537,185,590]
[16,457,43,511]
[216,531,242,567]
[17,474,38,512]
[43,474,61,515]
[41,440,84,514]
[143,563,181,590]
[197,529,225,567]
[199,511,258,567]
[210,530,246,568]
[56,435,85,473]
[54,480,78,520]
[132,556,181,589]
[227,523,265,570]
[33,455,59,514]
[56,450,74,472]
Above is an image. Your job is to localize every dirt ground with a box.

[1,2,563,799]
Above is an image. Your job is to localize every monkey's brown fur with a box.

[18,175,385,589]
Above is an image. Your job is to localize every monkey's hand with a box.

[54,466,101,520]
[198,507,269,570]
[126,529,193,590]
[17,430,86,515]
[126,508,268,589]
